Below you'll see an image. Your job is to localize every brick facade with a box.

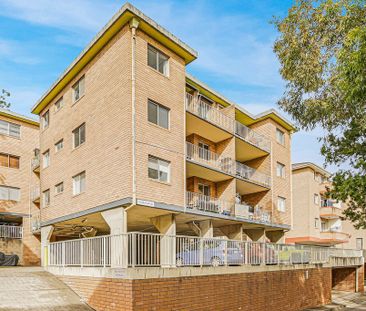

[61,267,331,311]
[332,266,364,293]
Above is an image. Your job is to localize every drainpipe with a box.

[130,17,139,205]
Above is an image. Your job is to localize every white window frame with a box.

[277,196,286,212]
[147,45,169,76]
[148,155,170,183]
[55,139,64,153]
[147,100,170,129]
[314,217,319,229]
[276,128,285,145]
[276,162,286,178]
[54,97,64,112]
[54,182,64,195]
[0,185,20,202]
[41,110,50,130]
[73,171,86,196]
[72,76,85,102]
[42,150,50,168]
[43,189,50,207]
[314,193,319,205]
[356,238,363,250]
[0,120,21,138]
[73,123,86,149]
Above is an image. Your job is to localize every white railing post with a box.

[62,242,65,268]
[262,243,266,265]
[80,239,83,268]
[244,242,248,265]
[224,240,228,266]
[103,236,106,268]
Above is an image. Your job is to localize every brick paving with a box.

[0,267,93,310]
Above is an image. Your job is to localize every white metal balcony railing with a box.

[0,225,23,239]
[186,191,233,216]
[235,161,271,188]
[235,121,271,152]
[31,187,40,202]
[234,203,271,223]
[185,93,234,133]
[186,142,233,174]
[31,216,41,232]
[47,232,363,268]
[31,156,40,171]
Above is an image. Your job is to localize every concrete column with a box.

[41,225,54,267]
[220,224,243,240]
[101,207,127,268]
[244,228,265,242]
[151,214,176,268]
[265,230,285,243]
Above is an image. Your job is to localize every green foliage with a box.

[273,0,366,228]
[0,89,11,109]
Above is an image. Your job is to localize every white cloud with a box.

[0,40,41,65]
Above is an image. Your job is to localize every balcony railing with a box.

[235,121,271,152]
[186,93,234,133]
[47,232,363,269]
[235,161,271,188]
[234,203,271,223]
[186,142,233,175]
[186,191,233,216]
[31,156,40,172]
[320,206,343,218]
[31,215,41,232]
[0,225,23,239]
[320,229,350,241]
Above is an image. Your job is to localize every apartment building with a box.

[286,162,366,249]
[0,108,40,265]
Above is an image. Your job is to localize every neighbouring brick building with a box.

[0,108,40,265]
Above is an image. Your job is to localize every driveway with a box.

[0,267,93,310]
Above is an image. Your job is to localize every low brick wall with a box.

[60,267,332,311]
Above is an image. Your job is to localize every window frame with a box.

[356,238,363,250]
[72,76,85,103]
[0,152,20,169]
[277,196,286,212]
[43,189,50,207]
[314,193,320,205]
[42,150,50,169]
[148,155,170,183]
[276,128,285,145]
[276,162,286,178]
[147,99,170,129]
[0,185,20,202]
[0,120,21,139]
[54,97,64,112]
[314,217,319,229]
[41,110,50,130]
[54,182,64,195]
[147,44,169,76]
[72,123,86,149]
[73,171,86,196]
[55,139,64,153]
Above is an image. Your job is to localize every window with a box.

[55,139,64,152]
[55,97,64,112]
[314,194,319,205]
[277,196,286,212]
[276,162,285,178]
[55,182,64,195]
[314,218,319,229]
[0,186,20,201]
[72,76,85,102]
[198,183,210,196]
[356,238,363,250]
[0,120,20,138]
[0,153,19,169]
[73,123,86,148]
[73,171,86,195]
[276,128,285,145]
[148,155,170,182]
[148,100,169,129]
[43,189,50,206]
[42,150,50,168]
[41,110,49,129]
[147,45,169,75]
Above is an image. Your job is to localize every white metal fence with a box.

[47,232,363,268]
[235,121,271,152]
[186,191,233,216]
[0,225,23,239]
[235,161,271,188]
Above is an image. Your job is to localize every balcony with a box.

[320,229,350,244]
[235,122,271,161]
[186,191,233,216]
[320,206,343,219]
[31,187,40,204]
[235,161,271,194]
[0,224,23,239]
[234,203,271,223]
[186,142,233,182]
[31,155,40,173]
[186,93,234,142]
[31,215,41,233]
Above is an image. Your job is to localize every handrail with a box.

[0,224,23,239]
[186,191,233,216]
[235,121,271,152]
[235,161,271,188]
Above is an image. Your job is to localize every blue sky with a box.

[0,0,330,170]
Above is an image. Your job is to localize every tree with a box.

[0,89,11,109]
[273,0,366,228]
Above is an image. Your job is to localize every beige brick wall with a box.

[0,114,40,265]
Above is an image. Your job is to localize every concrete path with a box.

[0,267,93,310]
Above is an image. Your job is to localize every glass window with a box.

[42,110,49,129]
[55,182,64,195]
[43,189,50,206]
[147,45,169,76]
[73,76,85,102]
[148,100,169,129]
[73,123,86,148]
[276,162,285,178]
[42,150,50,168]
[148,155,170,182]
[198,183,210,196]
[356,238,363,250]
[55,97,64,112]
[73,171,86,195]
[314,194,319,205]
[0,186,20,201]
[0,120,20,138]
[55,139,64,152]
[277,196,286,212]
[0,153,19,169]
[276,128,285,145]
[314,218,319,228]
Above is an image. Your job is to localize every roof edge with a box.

[292,162,331,177]
[0,108,39,126]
